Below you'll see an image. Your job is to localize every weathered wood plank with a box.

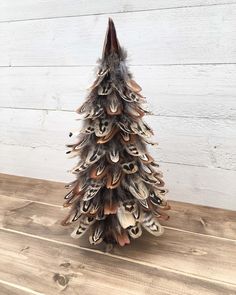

[0,177,236,240]
[1,108,236,170]
[0,173,66,206]
[1,65,236,120]
[2,194,236,242]
[3,230,235,295]
[166,201,236,239]
[0,0,235,22]
[0,230,149,295]
[2,5,236,66]
[0,144,236,210]
[1,194,236,286]
[0,282,36,295]
[114,230,236,285]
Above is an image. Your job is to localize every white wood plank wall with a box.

[0,0,235,209]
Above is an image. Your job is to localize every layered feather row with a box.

[62,18,170,247]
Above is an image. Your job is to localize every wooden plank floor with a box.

[0,173,236,295]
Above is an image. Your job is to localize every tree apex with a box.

[102,18,121,58]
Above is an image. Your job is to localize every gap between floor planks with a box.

[1,175,236,290]
[1,226,236,290]
[0,279,43,295]
[1,173,236,241]
[2,229,236,295]
[0,193,235,243]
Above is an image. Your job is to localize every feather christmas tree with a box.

[62,18,170,247]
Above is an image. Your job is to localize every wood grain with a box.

[2,191,236,244]
[0,282,37,295]
[115,230,236,284]
[0,174,235,239]
[165,201,236,239]
[0,230,154,295]
[2,229,235,295]
[1,0,235,22]
[1,194,236,285]
[1,5,236,66]
[0,173,66,205]
[1,174,236,294]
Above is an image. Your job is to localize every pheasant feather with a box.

[62,18,170,247]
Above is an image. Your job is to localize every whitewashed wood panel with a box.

[163,163,236,210]
[0,144,74,183]
[0,143,235,210]
[0,108,235,170]
[147,115,236,170]
[1,65,236,119]
[208,137,236,171]
[2,5,236,66]
[0,0,235,210]
[0,0,235,22]
[0,22,10,65]
[0,66,91,111]
[0,108,78,149]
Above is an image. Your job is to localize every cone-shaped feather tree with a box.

[62,18,170,247]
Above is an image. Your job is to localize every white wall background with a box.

[0,0,235,209]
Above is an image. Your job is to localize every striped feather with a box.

[123,177,149,200]
[89,222,105,245]
[80,199,93,213]
[141,213,164,237]
[126,104,145,118]
[84,101,104,119]
[122,161,138,174]
[106,168,122,189]
[62,18,169,247]
[97,67,109,77]
[128,223,142,239]
[97,127,118,144]
[131,121,153,137]
[95,116,113,137]
[71,216,95,239]
[126,79,142,92]
[98,81,112,95]
[90,160,108,180]
[106,92,123,115]
[83,181,103,201]
[123,200,137,213]
[119,131,135,143]
[109,144,120,163]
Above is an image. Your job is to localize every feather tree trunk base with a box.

[62,18,170,248]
